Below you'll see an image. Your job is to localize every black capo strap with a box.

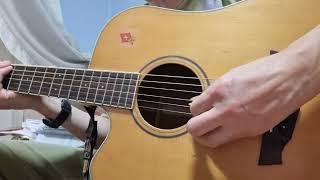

[83,105,98,180]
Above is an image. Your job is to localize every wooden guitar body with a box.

[89,0,320,179]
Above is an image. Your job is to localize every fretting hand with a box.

[0,61,42,110]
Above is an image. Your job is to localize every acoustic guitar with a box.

[3,0,320,179]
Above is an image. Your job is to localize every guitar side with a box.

[89,1,320,179]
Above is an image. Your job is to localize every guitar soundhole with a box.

[137,63,202,130]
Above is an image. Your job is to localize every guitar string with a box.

[7,75,206,94]
[5,68,211,115]
[13,73,204,88]
[9,69,213,90]
[138,106,192,115]
[10,68,216,82]
[10,65,215,80]
[7,80,195,107]
[8,80,195,102]
[7,85,193,115]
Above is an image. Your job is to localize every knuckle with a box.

[212,76,233,98]
[221,102,243,117]
[187,120,202,137]
[189,103,199,116]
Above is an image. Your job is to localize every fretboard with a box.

[2,64,139,109]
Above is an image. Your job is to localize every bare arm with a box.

[188,25,320,148]
[35,97,109,147]
[0,64,109,147]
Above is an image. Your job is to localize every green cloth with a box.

[0,140,83,180]
[222,0,241,6]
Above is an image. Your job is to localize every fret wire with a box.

[6,66,15,90]
[9,81,135,99]
[101,72,111,106]
[12,74,134,86]
[38,67,47,95]
[89,72,100,103]
[127,74,139,108]
[67,70,77,99]
[8,77,200,95]
[12,72,203,88]
[7,86,191,112]
[10,71,205,89]
[58,69,67,98]
[11,67,213,81]
[27,67,37,94]
[85,71,94,102]
[8,81,193,106]
[93,71,103,104]
[117,73,126,106]
[41,68,54,96]
[110,73,119,106]
[132,74,140,108]
[124,73,133,107]
[17,66,26,92]
[49,69,59,97]
[71,70,84,100]
[6,67,197,112]
[48,68,57,96]
[76,69,86,101]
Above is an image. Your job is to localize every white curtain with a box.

[0,0,89,68]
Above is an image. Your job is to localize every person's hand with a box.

[187,26,320,148]
[187,52,305,147]
[0,61,42,110]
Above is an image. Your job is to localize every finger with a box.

[187,107,222,137]
[194,126,233,148]
[0,66,13,81]
[0,88,15,98]
[0,88,16,109]
[189,95,199,102]
[0,61,11,68]
[190,85,218,116]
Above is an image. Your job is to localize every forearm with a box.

[283,25,320,105]
[34,97,109,147]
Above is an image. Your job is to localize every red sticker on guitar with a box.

[120,32,133,43]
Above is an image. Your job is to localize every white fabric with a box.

[0,0,89,68]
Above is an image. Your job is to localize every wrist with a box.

[279,33,320,106]
[42,100,71,128]
[34,97,61,120]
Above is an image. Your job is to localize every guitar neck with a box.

[2,64,139,109]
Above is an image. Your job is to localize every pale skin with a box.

[188,25,320,147]
[0,62,109,147]
[0,1,320,149]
